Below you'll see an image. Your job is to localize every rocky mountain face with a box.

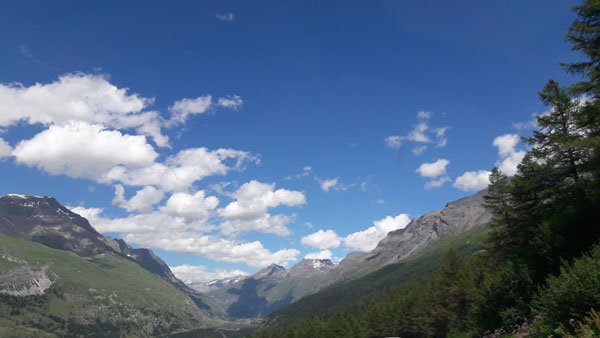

[204,259,335,318]
[328,189,492,284]
[107,237,189,289]
[289,257,336,277]
[0,194,113,256]
[0,194,184,289]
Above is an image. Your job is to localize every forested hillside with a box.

[263,224,489,327]
[249,1,600,336]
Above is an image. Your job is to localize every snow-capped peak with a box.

[311,259,325,269]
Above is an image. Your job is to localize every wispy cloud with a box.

[316,177,353,192]
[285,165,312,180]
[19,44,43,65]
[385,111,449,152]
[216,13,234,22]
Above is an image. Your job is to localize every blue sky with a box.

[0,0,580,282]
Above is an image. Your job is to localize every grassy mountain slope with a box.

[0,233,230,337]
[263,223,490,327]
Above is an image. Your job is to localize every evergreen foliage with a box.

[249,1,600,337]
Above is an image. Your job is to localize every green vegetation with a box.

[0,233,230,337]
[250,1,600,336]
[264,223,489,326]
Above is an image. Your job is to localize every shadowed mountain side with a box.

[226,278,294,318]
[0,194,113,257]
[204,259,335,319]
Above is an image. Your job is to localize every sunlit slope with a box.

[0,233,229,337]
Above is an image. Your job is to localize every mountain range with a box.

[0,189,492,336]
[203,258,335,319]
[186,188,491,322]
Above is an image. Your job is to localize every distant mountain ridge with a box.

[327,189,492,284]
[263,223,491,327]
[201,189,492,320]
[0,188,494,333]
[189,275,249,293]
[204,259,335,319]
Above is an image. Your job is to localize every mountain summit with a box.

[202,258,335,319]
[0,194,114,256]
[289,258,335,276]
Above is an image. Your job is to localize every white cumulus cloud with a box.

[0,73,171,146]
[416,159,449,178]
[301,229,342,249]
[168,95,212,126]
[493,134,525,176]
[344,214,410,251]
[405,123,431,143]
[498,151,526,176]
[124,231,299,268]
[13,121,158,180]
[0,138,12,158]
[70,206,212,233]
[112,185,164,213]
[219,214,296,237]
[159,191,219,221]
[217,180,305,236]
[166,94,243,126]
[425,176,451,189]
[493,134,520,158]
[453,134,525,192]
[69,205,299,268]
[453,170,491,191]
[304,250,333,260]
[100,147,258,192]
